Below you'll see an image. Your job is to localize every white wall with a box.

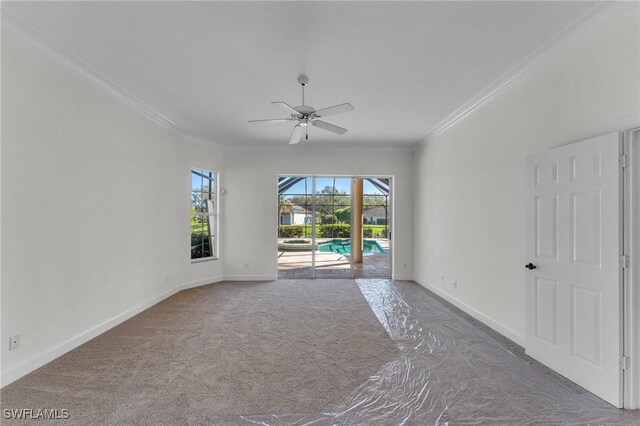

[1,34,224,384]
[413,7,640,343]
[7,0,633,394]
[222,147,414,280]
[0,31,414,386]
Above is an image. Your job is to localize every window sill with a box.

[191,257,219,264]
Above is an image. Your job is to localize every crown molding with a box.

[1,9,224,147]
[4,3,633,148]
[181,131,226,149]
[612,113,640,133]
[425,1,637,138]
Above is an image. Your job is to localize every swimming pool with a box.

[317,239,385,256]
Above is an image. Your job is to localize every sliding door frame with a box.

[276,174,394,279]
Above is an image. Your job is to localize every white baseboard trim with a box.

[181,275,224,290]
[392,275,414,281]
[417,280,525,347]
[1,275,223,388]
[7,274,522,388]
[223,274,277,281]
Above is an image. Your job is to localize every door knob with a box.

[525,263,537,270]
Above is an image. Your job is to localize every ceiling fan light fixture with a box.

[248,76,354,144]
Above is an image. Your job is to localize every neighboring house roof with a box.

[364,206,387,217]
[281,205,310,213]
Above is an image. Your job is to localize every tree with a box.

[319,185,342,195]
[315,186,348,214]
[279,196,295,214]
[334,207,351,223]
[319,212,338,224]
[363,194,387,207]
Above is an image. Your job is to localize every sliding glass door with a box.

[277,177,314,278]
[277,175,391,279]
[354,178,391,278]
[312,177,353,278]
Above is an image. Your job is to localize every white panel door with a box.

[525,132,622,407]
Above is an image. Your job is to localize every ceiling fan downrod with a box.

[298,74,309,106]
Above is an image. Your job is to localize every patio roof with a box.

[278,177,389,195]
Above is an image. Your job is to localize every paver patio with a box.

[277,238,390,278]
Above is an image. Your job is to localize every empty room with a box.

[2,1,640,424]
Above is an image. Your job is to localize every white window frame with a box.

[191,169,219,262]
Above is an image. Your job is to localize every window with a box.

[191,169,218,261]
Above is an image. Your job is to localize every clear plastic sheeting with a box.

[238,279,640,425]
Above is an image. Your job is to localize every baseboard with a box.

[7,274,518,388]
[181,275,224,289]
[0,275,222,388]
[392,274,414,281]
[416,280,525,347]
[223,274,277,281]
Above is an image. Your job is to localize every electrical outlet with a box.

[452,281,458,289]
[440,275,445,283]
[403,263,407,269]
[244,263,250,270]
[9,335,20,351]
[164,275,169,284]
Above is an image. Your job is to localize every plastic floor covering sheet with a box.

[235,279,640,426]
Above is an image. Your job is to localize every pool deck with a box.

[277,238,390,279]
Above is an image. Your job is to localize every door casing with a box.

[623,127,640,409]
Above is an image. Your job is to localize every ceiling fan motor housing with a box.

[297,75,309,86]
[294,105,315,116]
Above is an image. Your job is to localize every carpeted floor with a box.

[0,280,399,424]
[3,279,639,425]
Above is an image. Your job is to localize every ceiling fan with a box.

[248,75,354,144]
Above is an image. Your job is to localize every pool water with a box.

[317,239,385,256]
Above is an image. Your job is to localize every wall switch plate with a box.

[9,335,20,351]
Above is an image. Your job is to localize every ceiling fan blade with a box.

[248,118,292,123]
[272,101,300,115]
[311,120,348,135]
[313,103,354,118]
[289,125,304,144]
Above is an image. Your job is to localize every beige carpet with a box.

[1,280,398,424]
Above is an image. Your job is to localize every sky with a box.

[191,169,215,191]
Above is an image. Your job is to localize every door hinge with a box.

[620,255,630,269]
[621,356,630,370]
[619,154,629,168]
